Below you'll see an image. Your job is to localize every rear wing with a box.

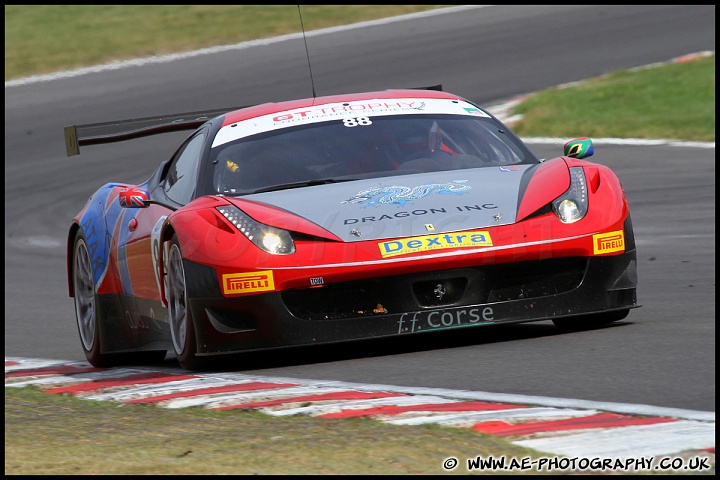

[63,105,250,157]
[63,85,443,157]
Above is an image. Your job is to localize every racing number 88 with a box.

[343,117,372,127]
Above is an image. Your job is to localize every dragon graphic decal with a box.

[341,180,471,208]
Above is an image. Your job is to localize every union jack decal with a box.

[119,187,150,208]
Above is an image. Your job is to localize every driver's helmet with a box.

[386,119,449,162]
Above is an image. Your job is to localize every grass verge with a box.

[7,385,554,475]
[510,54,715,142]
[4,5,449,80]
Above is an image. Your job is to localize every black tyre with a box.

[166,234,204,370]
[72,230,166,367]
[72,230,115,367]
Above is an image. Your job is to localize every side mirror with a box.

[563,137,594,159]
[119,187,151,208]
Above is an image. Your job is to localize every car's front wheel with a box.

[552,309,629,331]
[166,234,204,370]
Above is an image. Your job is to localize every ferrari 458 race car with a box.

[65,87,639,370]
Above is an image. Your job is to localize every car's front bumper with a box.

[184,246,638,356]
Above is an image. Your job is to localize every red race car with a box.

[65,87,639,370]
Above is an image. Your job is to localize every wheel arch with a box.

[67,221,82,297]
[158,222,178,306]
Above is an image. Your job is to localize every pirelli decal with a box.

[379,230,492,258]
[593,230,625,255]
[222,271,275,294]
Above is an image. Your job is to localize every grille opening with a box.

[488,257,586,302]
[282,258,587,321]
[283,280,392,321]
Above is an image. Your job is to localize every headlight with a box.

[552,167,588,224]
[217,206,295,254]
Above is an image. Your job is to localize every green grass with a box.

[4,5,448,80]
[5,385,558,475]
[511,55,715,142]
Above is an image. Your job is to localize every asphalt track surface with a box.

[4,5,716,421]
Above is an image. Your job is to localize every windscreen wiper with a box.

[250,178,353,194]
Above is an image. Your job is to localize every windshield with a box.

[210,114,535,196]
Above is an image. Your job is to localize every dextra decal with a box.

[222,271,275,295]
[593,230,625,255]
[379,230,493,258]
[341,180,471,208]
